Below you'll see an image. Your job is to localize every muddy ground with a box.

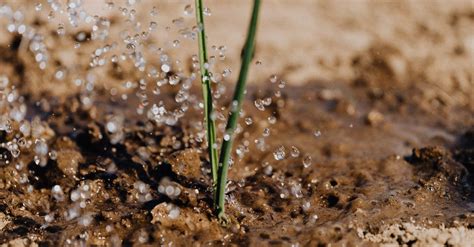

[0,0,473,246]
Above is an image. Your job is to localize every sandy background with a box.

[0,0,472,109]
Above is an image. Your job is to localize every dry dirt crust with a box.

[0,0,473,246]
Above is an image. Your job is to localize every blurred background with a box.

[0,0,472,107]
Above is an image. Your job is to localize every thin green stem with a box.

[216,0,261,222]
[195,0,218,186]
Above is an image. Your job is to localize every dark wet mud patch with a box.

[0,81,472,246]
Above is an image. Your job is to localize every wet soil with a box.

[0,1,473,246]
[0,77,472,246]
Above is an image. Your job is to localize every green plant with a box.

[215,0,261,222]
[194,0,219,185]
[194,0,261,223]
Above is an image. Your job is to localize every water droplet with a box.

[48,11,55,20]
[49,150,57,160]
[264,164,273,175]
[55,69,65,80]
[314,130,322,137]
[44,213,54,223]
[106,121,118,133]
[222,68,232,77]
[309,214,319,224]
[290,146,300,157]
[106,1,115,9]
[168,75,180,85]
[172,39,180,47]
[35,139,48,156]
[149,21,157,31]
[270,74,278,83]
[302,201,311,212]
[168,206,180,219]
[150,6,158,16]
[57,24,66,36]
[273,146,286,160]
[8,142,20,158]
[303,155,312,168]
[161,64,170,73]
[7,24,15,33]
[184,5,193,15]
[126,43,136,50]
[52,185,64,201]
[35,3,42,11]
[0,75,9,89]
[278,80,286,89]
[263,97,272,106]
[254,99,265,111]
[263,128,270,137]
[79,213,93,227]
[172,17,184,26]
[245,117,253,125]
[268,116,277,124]
[290,182,303,198]
[165,185,174,196]
[203,7,211,16]
[17,25,26,34]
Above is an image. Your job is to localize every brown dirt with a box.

[0,0,473,246]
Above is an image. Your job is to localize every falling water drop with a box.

[184,5,193,15]
[303,155,312,168]
[273,146,286,160]
[290,146,300,157]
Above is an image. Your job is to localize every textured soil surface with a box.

[0,0,473,246]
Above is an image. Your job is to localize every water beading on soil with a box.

[0,0,473,246]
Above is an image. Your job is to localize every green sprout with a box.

[194,0,261,223]
[194,0,219,185]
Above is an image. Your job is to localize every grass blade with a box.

[216,0,261,223]
[194,0,219,185]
